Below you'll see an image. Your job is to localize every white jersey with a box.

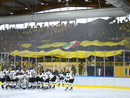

[46,71,51,76]
[59,73,64,78]
[0,71,5,78]
[16,69,24,74]
[66,71,74,80]
[3,69,10,76]
[29,69,36,78]
[10,70,16,76]
[42,72,48,80]
[10,70,17,79]
[49,73,54,79]
[26,70,31,78]
[37,73,42,78]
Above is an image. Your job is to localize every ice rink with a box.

[0,87,130,98]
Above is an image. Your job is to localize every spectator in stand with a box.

[90,57,96,66]
[126,56,130,66]
[71,65,76,76]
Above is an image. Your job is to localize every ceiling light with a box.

[85,0,89,2]
[10,12,13,15]
[85,0,92,3]
[25,7,28,10]
[41,2,44,5]
[58,0,62,2]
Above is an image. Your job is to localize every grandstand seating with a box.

[0,18,130,52]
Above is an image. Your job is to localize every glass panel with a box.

[125,50,130,77]
[96,53,104,76]
[115,51,123,77]
[77,51,85,76]
[0,52,9,71]
[105,51,114,77]
[87,51,96,76]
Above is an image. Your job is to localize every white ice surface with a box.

[0,87,130,98]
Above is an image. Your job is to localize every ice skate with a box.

[65,87,68,91]
[58,84,60,87]
[69,87,73,90]
[52,85,55,89]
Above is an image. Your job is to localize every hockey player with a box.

[16,68,25,89]
[36,71,44,89]
[57,71,65,87]
[9,68,17,88]
[16,68,24,75]
[49,72,56,88]
[28,68,37,89]
[20,74,28,89]
[0,70,6,89]
[65,71,74,90]
[42,70,50,89]
[3,68,11,89]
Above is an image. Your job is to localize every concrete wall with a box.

[74,76,130,87]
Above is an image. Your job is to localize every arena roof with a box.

[1,0,129,17]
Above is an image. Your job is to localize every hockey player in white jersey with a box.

[42,70,50,89]
[9,68,17,88]
[65,71,74,90]
[3,68,11,89]
[15,68,25,89]
[16,68,24,76]
[36,71,44,89]
[3,68,10,76]
[49,72,56,88]
[28,68,37,89]
[57,72,65,87]
[0,70,6,89]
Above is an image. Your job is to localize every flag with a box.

[125,68,130,76]
[63,41,80,49]
[97,68,102,76]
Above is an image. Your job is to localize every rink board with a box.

[1,76,130,90]
[73,76,130,90]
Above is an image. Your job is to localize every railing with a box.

[0,50,130,77]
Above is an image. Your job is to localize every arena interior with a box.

[0,0,130,98]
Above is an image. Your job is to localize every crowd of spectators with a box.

[0,17,129,52]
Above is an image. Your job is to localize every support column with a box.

[94,51,96,76]
[85,51,87,76]
[114,50,116,77]
[21,52,23,68]
[36,51,38,73]
[123,50,125,77]
[1,52,2,71]
[104,50,106,76]
[76,51,78,76]
[68,50,69,71]
[59,51,61,72]
[51,52,53,71]
[43,51,45,71]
